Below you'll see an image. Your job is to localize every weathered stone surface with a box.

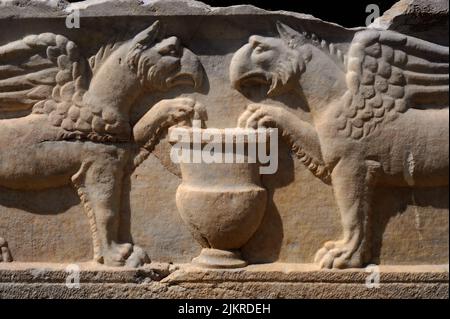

[0,263,448,298]
[0,0,448,298]
[371,0,449,45]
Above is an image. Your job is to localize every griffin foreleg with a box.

[238,103,330,182]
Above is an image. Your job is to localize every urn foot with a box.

[192,248,247,269]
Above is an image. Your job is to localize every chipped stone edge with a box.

[1,263,448,298]
[0,262,177,284]
[0,0,363,33]
[370,0,449,30]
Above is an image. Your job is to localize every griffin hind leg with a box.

[71,154,149,267]
[315,159,381,269]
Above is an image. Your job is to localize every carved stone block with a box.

[0,0,448,299]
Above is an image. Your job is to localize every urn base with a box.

[192,248,247,269]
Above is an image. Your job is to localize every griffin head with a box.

[127,21,204,92]
[230,21,312,97]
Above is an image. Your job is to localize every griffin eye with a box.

[159,45,178,56]
[254,44,267,54]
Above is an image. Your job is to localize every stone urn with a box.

[169,126,268,268]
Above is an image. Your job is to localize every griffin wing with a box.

[0,32,89,121]
[338,29,449,140]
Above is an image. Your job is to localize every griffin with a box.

[231,22,448,269]
[0,21,204,266]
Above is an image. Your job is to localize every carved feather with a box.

[0,33,89,117]
[340,29,449,140]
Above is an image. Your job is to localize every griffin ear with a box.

[126,21,161,71]
[276,21,304,48]
[131,20,161,48]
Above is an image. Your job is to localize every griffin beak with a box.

[167,47,204,90]
[229,42,272,92]
[234,71,272,90]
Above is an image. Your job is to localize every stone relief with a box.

[230,22,449,268]
[0,0,448,299]
[0,17,448,270]
[0,20,205,266]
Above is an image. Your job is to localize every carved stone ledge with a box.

[0,263,447,299]
[0,262,174,284]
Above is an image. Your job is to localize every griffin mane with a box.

[267,54,306,96]
[88,41,122,76]
[267,23,348,97]
[301,32,345,70]
[89,28,157,83]
[277,22,346,71]
[303,32,346,70]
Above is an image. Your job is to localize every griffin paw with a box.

[125,245,151,268]
[314,240,363,269]
[237,103,280,129]
[103,242,133,267]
